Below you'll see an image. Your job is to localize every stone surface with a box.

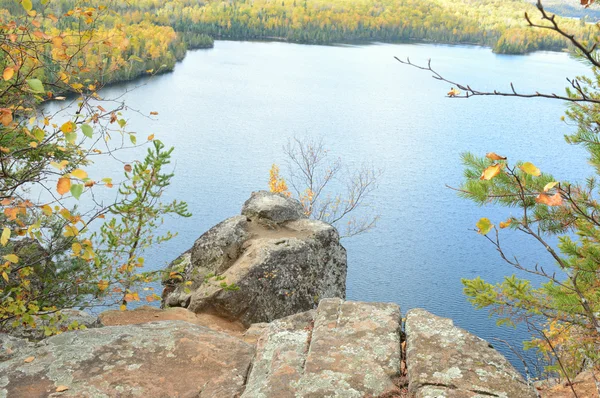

[0,320,254,398]
[537,370,600,398]
[0,334,34,362]
[241,190,306,223]
[98,306,246,337]
[405,308,537,398]
[162,192,347,326]
[242,298,402,398]
[2,309,99,341]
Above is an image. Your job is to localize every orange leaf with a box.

[485,152,507,161]
[0,109,13,126]
[57,177,71,195]
[480,164,502,181]
[499,219,512,229]
[23,356,35,363]
[56,385,69,392]
[124,164,132,172]
[3,67,14,81]
[535,192,563,207]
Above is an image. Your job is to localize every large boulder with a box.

[0,320,254,397]
[162,191,347,326]
[242,298,402,398]
[405,308,537,398]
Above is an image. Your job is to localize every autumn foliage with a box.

[0,0,189,335]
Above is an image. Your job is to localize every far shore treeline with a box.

[0,0,597,87]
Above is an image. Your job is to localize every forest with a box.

[0,0,597,88]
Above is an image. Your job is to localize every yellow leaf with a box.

[50,160,69,170]
[1,227,10,246]
[3,254,19,263]
[120,304,127,311]
[479,164,502,181]
[447,87,461,97]
[3,67,14,81]
[520,162,541,177]
[147,134,154,141]
[1,271,8,282]
[57,177,71,195]
[543,181,559,192]
[486,152,507,161]
[29,142,38,148]
[71,169,88,180]
[536,192,563,207]
[63,225,79,237]
[476,218,494,235]
[60,121,75,134]
[97,280,109,291]
[23,356,35,363]
[52,36,63,48]
[72,242,82,255]
[41,205,52,216]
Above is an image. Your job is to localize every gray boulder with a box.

[241,190,306,223]
[405,308,537,398]
[162,191,347,326]
[0,320,254,397]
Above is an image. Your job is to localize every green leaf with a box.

[81,124,93,138]
[118,119,126,128]
[65,132,77,144]
[26,79,44,93]
[476,217,494,235]
[21,0,32,11]
[70,184,84,200]
[129,134,137,145]
[33,127,45,142]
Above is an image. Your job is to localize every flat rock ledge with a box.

[405,308,537,398]
[243,298,402,398]
[0,321,254,398]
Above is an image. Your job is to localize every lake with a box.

[44,40,591,372]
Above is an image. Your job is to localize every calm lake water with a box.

[44,40,591,372]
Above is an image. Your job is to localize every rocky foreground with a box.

[0,192,542,397]
[0,300,535,397]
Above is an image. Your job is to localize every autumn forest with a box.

[0,0,597,89]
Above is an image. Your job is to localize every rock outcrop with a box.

[162,191,347,326]
[0,321,254,397]
[405,308,537,398]
[243,298,402,398]
[0,302,542,398]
